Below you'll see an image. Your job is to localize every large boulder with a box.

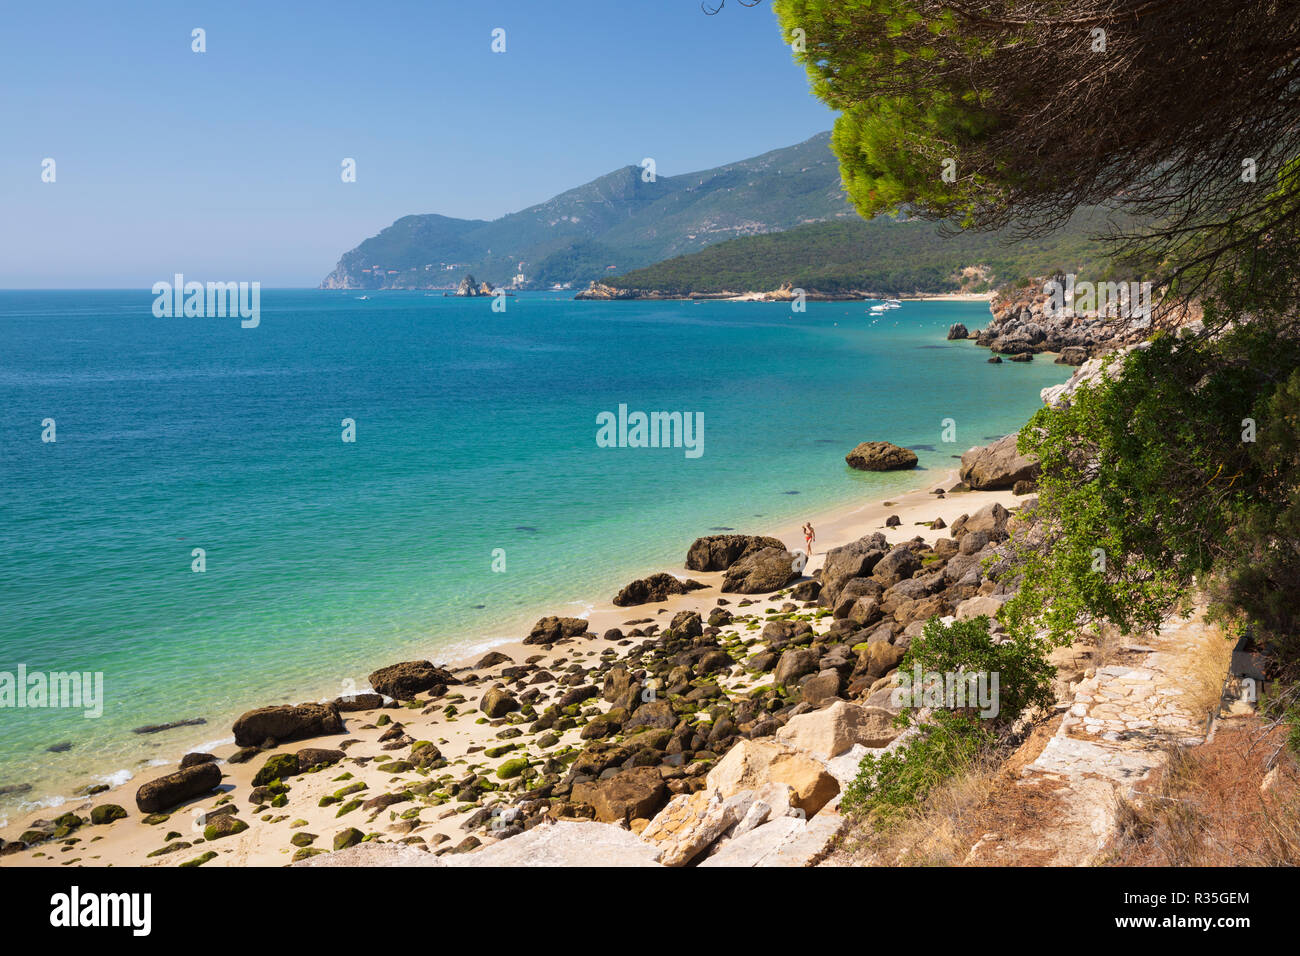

[958,434,1039,490]
[295,747,345,770]
[367,661,455,700]
[773,648,819,687]
[685,534,787,572]
[640,789,748,866]
[775,701,900,756]
[135,762,222,813]
[963,501,1010,537]
[955,594,1008,620]
[798,670,846,706]
[479,687,520,718]
[612,572,706,607]
[231,702,343,748]
[817,533,888,607]
[334,693,384,712]
[872,545,923,587]
[706,740,840,818]
[721,547,799,594]
[570,766,667,824]
[623,699,677,733]
[947,322,969,340]
[524,616,590,645]
[845,441,919,471]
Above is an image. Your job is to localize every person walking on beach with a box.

[803,522,815,556]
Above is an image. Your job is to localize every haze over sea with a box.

[0,290,1068,811]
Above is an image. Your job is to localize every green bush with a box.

[900,616,1056,728]
[842,616,1054,827]
[840,711,989,826]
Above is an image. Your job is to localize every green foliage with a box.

[773,0,1015,225]
[842,616,1053,827]
[840,710,989,826]
[901,616,1056,727]
[1001,311,1300,662]
[607,211,1114,295]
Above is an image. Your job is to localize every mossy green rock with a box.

[146,841,193,858]
[179,851,218,867]
[333,828,364,850]
[252,753,300,787]
[203,816,249,841]
[496,757,529,780]
[90,804,128,825]
[290,832,317,847]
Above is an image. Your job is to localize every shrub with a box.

[900,615,1056,728]
[840,711,990,826]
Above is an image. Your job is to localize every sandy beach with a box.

[901,292,995,302]
[0,461,1027,868]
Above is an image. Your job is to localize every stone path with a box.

[970,607,1224,865]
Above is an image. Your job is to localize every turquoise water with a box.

[0,290,1068,810]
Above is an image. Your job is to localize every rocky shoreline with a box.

[0,294,1082,869]
[944,280,1193,366]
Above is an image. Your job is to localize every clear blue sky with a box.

[0,0,835,288]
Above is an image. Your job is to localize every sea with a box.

[0,290,1070,814]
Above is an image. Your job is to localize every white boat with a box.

[869,304,888,313]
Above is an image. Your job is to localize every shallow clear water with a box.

[0,290,1068,810]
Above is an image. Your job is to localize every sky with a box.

[0,0,836,288]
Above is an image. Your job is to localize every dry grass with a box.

[1102,717,1300,866]
[1182,623,1237,718]
[827,715,1062,866]
[829,752,1003,865]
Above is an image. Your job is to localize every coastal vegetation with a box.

[601,211,1116,296]
[775,0,1300,845]
[841,615,1054,825]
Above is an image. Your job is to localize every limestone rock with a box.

[959,434,1039,490]
[775,700,900,757]
[640,788,746,866]
[706,740,840,817]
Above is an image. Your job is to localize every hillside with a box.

[319,132,856,290]
[595,212,1125,296]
